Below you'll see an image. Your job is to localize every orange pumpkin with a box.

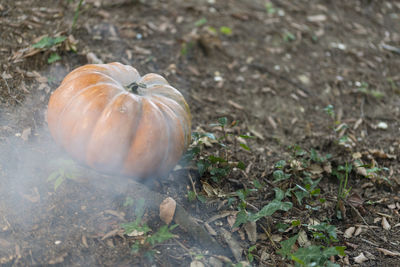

[47,62,191,179]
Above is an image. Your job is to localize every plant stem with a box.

[72,0,84,31]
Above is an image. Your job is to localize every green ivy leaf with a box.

[233,209,248,228]
[33,36,66,49]
[277,234,298,258]
[249,199,292,222]
[48,53,61,64]
[273,170,291,182]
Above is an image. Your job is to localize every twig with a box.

[188,172,197,197]
[259,223,278,250]
[349,203,398,250]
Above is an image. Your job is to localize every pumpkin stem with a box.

[126,82,147,94]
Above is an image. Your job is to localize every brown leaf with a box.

[343,226,355,238]
[159,197,176,225]
[369,149,396,160]
[354,253,368,264]
[381,217,391,230]
[347,192,364,208]
[376,248,400,257]
[243,221,257,243]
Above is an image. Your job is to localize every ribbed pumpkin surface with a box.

[47,62,191,179]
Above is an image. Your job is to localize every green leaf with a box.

[276,223,289,232]
[239,143,251,151]
[48,53,61,64]
[237,161,246,170]
[253,179,262,189]
[218,117,228,127]
[273,187,285,201]
[273,170,291,182]
[134,198,146,224]
[291,220,301,227]
[275,160,286,169]
[208,155,226,164]
[130,242,140,254]
[265,3,276,14]
[220,26,233,35]
[233,209,248,228]
[146,224,177,246]
[207,26,217,34]
[323,104,335,118]
[54,176,65,191]
[47,171,60,182]
[123,196,134,207]
[277,234,298,258]
[239,134,254,139]
[197,194,207,203]
[197,161,207,176]
[249,199,292,222]
[194,18,207,27]
[187,191,196,202]
[33,36,66,49]
[289,245,345,266]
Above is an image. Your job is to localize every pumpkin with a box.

[47,62,191,179]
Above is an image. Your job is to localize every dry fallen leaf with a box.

[354,227,363,236]
[376,248,400,257]
[381,217,391,230]
[159,197,176,225]
[344,226,355,238]
[347,192,364,208]
[354,252,368,264]
[190,260,205,267]
[243,221,257,243]
[297,230,311,247]
[221,228,243,262]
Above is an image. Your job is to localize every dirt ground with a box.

[0,0,400,266]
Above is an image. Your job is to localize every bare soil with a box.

[0,0,399,266]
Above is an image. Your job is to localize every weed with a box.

[33,36,66,49]
[332,163,352,219]
[265,2,277,14]
[189,117,251,183]
[247,245,257,263]
[278,233,345,267]
[71,0,84,31]
[47,159,80,191]
[356,82,385,99]
[121,198,178,260]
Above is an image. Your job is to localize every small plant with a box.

[233,188,293,228]
[278,233,345,267]
[71,0,84,30]
[247,245,257,263]
[189,117,251,183]
[121,198,178,260]
[265,2,277,14]
[219,26,233,36]
[47,159,80,191]
[283,31,296,42]
[332,163,352,219]
[32,35,67,64]
[33,36,67,49]
[356,82,384,99]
